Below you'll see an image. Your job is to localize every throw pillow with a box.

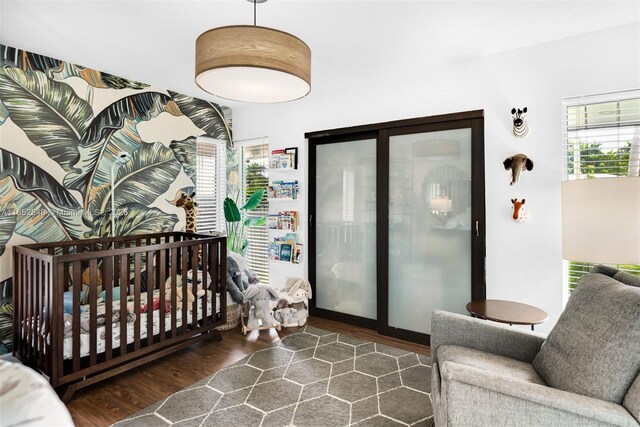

[533,272,640,403]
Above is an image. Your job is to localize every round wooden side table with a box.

[466,299,548,331]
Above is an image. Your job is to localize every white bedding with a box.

[59,290,220,360]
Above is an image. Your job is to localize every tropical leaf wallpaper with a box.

[0,45,232,289]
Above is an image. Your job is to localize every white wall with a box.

[233,23,640,333]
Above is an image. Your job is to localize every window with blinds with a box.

[196,137,226,233]
[240,141,270,284]
[562,90,640,293]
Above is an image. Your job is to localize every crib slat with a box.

[89,258,98,366]
[54,261,65,385]
[45,261,52,373]
[158,249,166,342]
[36,260,47,368]
[69,261,80,371]
[134,253,141,350]
[181,245,188,333]
[209,243,219,321]
[201,244,208,326]
[170,247,177,338]
[191,243,198,329]
[220,243,227,323]
[104,256,113,361]
[120,254,128,356]
[146,250,154,345]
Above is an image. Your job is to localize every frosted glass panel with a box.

[388,129,472,334]
[315,139,377,319]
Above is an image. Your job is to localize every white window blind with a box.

[562,90,640,293]
[196,137,226,233]
[240,140,270,284]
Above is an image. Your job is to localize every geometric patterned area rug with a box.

[113,326,434,427]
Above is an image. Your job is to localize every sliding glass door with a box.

[384,126,474,339]
[308,112,485,343]
[311,136,378,325]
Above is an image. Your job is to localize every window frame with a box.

[561,89,640,301]
[236,138,270,284]
[195,136,227,234]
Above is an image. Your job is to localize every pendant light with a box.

[195,0,311,103]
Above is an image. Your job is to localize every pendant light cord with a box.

[254,0,257,26]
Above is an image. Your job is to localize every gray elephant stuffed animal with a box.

[503,154,534,186]
[274,307,308,327]
[243,285,280,328]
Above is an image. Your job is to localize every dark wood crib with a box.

[12,232,227,402]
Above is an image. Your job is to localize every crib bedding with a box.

[59,290,220,360]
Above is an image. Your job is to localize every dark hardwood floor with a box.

[67,317,431,427]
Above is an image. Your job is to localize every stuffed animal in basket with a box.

[280,277,312,307]
[274,307,308,327]
[243,285,280,328]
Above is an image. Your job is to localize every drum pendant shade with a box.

[195,25,311,103]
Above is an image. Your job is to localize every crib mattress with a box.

[58,290,220,360]
[47,290,220,360]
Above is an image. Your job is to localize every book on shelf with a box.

[268,180,299,199]
[285,147,298,169]
[267,211,299,231]
[280,243,293,262]
[269,243,281,260]
[285,232,298,244]
[268,235,303,264]
[293,244,303,264]
[270,148,297,170]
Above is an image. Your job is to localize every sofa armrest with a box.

[440,361,638,427]
[431,310,546,364]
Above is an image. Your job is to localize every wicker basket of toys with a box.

[217,303,241,331]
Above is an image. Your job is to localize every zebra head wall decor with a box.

[511,107,529,138]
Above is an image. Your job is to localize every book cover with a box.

[285,147,298,169]
[266,215,279,229]
[280,243,293,262]
[285,233,298,244]
[269,243,281,260]
[294,244,303,264]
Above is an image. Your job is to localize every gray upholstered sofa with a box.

[431,265,640,426]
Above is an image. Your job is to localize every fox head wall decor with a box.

[511,198,531,223]
[511,107,529,138]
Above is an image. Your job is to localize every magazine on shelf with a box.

[285,233,298,244]
[268,233,303,264]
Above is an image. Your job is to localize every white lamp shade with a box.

[562,177,640,264]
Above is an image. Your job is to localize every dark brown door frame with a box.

[306,110,486,345]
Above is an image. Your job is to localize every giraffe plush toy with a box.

[176,191,199,233]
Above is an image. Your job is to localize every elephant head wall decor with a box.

[503,154,534,185]
[511,198,531,223]
[511,107,529,138]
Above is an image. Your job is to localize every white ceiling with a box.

[1,1,639,108]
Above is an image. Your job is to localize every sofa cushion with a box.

[533,272,640,404]
[437,345,546,385]
[624,374,640,423]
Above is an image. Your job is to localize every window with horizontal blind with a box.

[240,140,270,284]
[562,90,640,293]
[196,137,226,233]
